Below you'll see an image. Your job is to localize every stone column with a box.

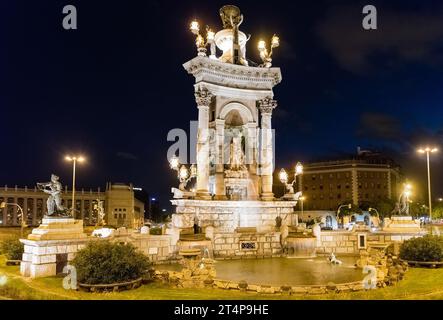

[195,87,213,200]
[351,167,359,206]
[23,198,28,226]
[12,197,18,226]
[247,122,259,199]
[80,200,85,220]
[214,119,226,200]
[32,198,37,226]
[2,204,6,226]
[258,97,277,201]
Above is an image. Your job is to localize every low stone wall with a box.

[317,230,424,255]
[210,279,366,295]
[128,234,175,262]
[154,269,368,295]
[317,232,358,255]
[21,238,93,278]
[21,231,177,278]
[212,232,282,258]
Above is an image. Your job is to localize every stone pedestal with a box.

[171,199,297,233]
[27,218,87,240]
[382,216,422,233]
[20,218,88,278]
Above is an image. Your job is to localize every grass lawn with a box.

[1,255,443,300]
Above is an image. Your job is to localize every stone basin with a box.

[156,256,363,286]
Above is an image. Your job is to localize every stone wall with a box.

[21,238,93,278]
[126,233,175,262]
[317,232,359,255]
[212,232,282,258]
[21,231,177,278]
[317,230,424,255]
[171,199,296,233]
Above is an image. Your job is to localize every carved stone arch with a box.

[219,102,254,125]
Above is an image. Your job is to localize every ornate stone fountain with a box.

[169,5,298,259]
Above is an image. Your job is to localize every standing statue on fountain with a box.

[37,174,70,217]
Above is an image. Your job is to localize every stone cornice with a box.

[183,56,282,90]
[170,199,297,208]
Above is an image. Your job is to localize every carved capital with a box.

[195,87,213,107]
[258,97,277,114]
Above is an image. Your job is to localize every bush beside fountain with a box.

[0,238,24,265]
[399,235,443,267]
[72,241,151,292]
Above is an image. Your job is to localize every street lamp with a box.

[257,34,280,67]
[0,202,26,237]
[417,146,438,221]
[189,20,216,58]
[65,155,85,217]
[169,155,197,191]
[279,162,303,200]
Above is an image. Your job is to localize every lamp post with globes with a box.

[257,35,280,68]
[0,202,26,237]
[279,162,303,200]
[189,6,280,68]
[417,147,438,221]
[65,155,85,217]
[189,20,216,58]
[169,155,197,193]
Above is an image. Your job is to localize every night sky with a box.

[1,0,443,210]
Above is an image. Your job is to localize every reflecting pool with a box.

[156,256,364,286]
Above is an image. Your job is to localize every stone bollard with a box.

[326,282,337,292]
[280,285,292,295]
[238,280,248,291]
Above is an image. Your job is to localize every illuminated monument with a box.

[169,5,301,257]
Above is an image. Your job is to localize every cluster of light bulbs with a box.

[169,155,197,190]
[189,19,280,67]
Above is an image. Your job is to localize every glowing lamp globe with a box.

[190,20,199,34]
[207,29,215,41]
[179,165,189,180]
[258,40,266,51]
[271,35,280,48]
[295,162,303,175]
[169,155,179,170]
[190,164,197,177]
[279,168,288,184]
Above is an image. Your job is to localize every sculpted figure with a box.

[37,174,68,217]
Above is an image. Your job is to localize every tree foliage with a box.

[432,203,443,220]
[369,197,396,218]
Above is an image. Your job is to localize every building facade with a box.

[299,150,402,211]
[0,183,144,228]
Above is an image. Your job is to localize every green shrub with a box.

[399,235,443,262]
[0,238,24,260]
[71,241,151,285]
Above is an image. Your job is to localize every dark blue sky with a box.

[1,0,443,210]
